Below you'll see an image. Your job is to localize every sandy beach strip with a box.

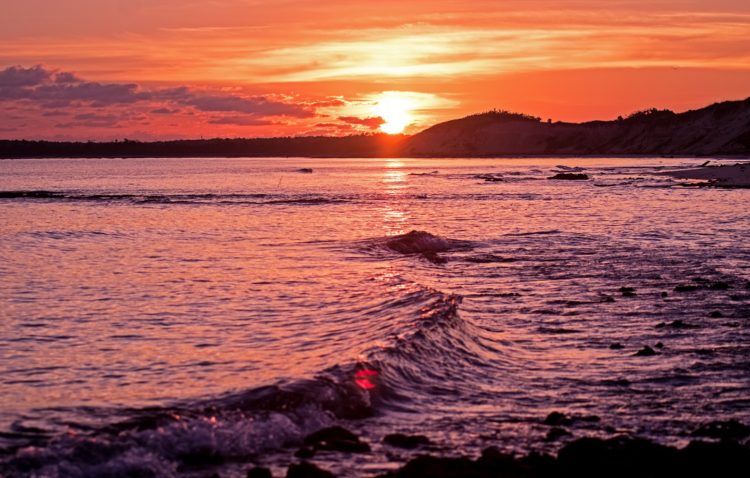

[657,162,750,187]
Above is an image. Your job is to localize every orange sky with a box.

[1,0,749,140]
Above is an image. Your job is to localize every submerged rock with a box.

[619,287,636,297]
[609,343,624,350]
[656,319,697,329]
[383,433,431,449]
[549,173,589,180]
[634,346,658,357]
[546,427,572,442]
[385,230,455,254]
[675,284,701,292]
[709,281,731,290]
[247,467,273,478]
[294,447,316,459]
[303,426,370,453]
[286,462,335,478]
[544,412,573,427]
[297,168,314,173]
[692,420,750,440]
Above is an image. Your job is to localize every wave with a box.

[0,190,346,206]
[0,282,480,477]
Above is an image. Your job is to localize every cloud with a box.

[0,65,50,87]
[0,65,318,118]
[186,94,314,117]
[151,107,179,114]
[338,115,384,129]
[207,116,276,126]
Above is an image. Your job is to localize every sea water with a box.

[1,157,749,477]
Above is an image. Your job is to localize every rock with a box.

[692,420,750,440]
[609,343,624,350]
[619,287,636,297]
[286,462,335,478]
[303,426,370,453]
[383,433,431,449]
[247,467,273,478]
[421,251,447,265]
[709,310,724,318]
[297,168,314,173]
[546,427,572,442]
[655,320,697,329]
[544,411,573,427]
[655,342,664,349]
[549,173,589,180]
[476,174,504,182]
[378,437,750,478]
[557,437,680,477]
[294,447,315,459]
[709,281,731,290]
[675,284,701,292]
[745,282,750,290]
[661,291,669,298]
[634,346,658,356]
[177,447,224,467]
[385,230,455,254]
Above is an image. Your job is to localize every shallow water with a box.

[1,157,749,477]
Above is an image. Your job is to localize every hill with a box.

[404,99,750,157]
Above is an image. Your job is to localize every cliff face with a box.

[404,98,750,156]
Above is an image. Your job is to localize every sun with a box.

[372,95,413,134]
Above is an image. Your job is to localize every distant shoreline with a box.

[3,96,749,159]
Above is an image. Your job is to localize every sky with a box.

[1,0,749,140]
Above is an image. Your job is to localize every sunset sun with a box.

[372,94,414,134]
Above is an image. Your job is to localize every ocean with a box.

[1,157,749,477]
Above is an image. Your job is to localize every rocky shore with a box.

[241,420,750,478]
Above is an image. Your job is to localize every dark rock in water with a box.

[379,437,750,478]
[580,415,601,423]
[709,310,724,318]
[619,287,636,297]
[377,455,478,478]
[557,437,679,477]
[385,230,455,255]
[655,319,697,329]
[178,447,224,467]
[247,467,273,478]
[303,426,370,453]
[383,433,431,449]
[709,281,731,290]
[692,420,750,440]
[634,346,658,356]
[476,173,504,182]
[286,462,335,478]
[295,447,316,459]
[544,411,573,427]
[297,168,314,173]
[655,342,664,349]
[421,251,447,265]
[661,291,669,298]
[549,173,589,180]
[675,284,701,292]
[692,277,709,283]
[546,427,572,442]
[609,342,624,350]
[746,281,750,290]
